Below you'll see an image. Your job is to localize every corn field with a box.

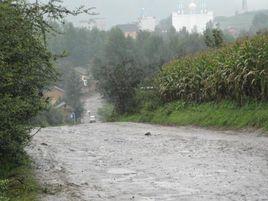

[156,34,268,105]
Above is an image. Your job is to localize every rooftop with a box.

[116,24,139,32]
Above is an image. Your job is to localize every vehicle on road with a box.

[89,115,96,123]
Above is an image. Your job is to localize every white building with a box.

[172,1,213,33]
[80,18,106,31]
[138,16,157,32]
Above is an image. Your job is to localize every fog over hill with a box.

[61,0,268,28]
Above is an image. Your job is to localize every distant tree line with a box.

[48,23,210,113]
[47,11,268,114]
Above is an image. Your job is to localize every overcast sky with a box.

[61,0,268,28]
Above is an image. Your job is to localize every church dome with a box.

[189,2,197,10]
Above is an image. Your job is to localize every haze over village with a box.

[62,0,268,39]
[66,0,268,28]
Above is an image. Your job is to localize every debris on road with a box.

[144,132,152,136]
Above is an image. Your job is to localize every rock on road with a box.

[27,122,268,201]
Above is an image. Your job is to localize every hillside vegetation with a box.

[117,34,268,131]
[157,34,268,104]
[215,10,268,31]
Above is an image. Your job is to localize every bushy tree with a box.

[0,2,56,164]
[204,26,224,48]
[0,0,92,164]
[31,107,64,127]
[64,70,84,119]
[92,28,143,114]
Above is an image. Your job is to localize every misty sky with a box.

[62,0,268,28]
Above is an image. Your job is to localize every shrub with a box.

[97,103,115,122]
[156,34,268,105]
[0,2,57,164]
[0,180,9,201]
[134,88,163,112]
[31,107,64,127]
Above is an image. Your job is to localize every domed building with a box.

[188,2,197,12]
[172,0,213,33]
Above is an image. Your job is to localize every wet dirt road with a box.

[27,95,268,201]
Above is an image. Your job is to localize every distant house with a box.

[117,24,139,39]
[44,87,74,118]
[138,16,157,32]
[44,86,65,105]
[74,67,89,87]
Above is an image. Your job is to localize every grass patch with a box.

[118,101,268,132]
[0,156,39,201]
[98,103,116,122]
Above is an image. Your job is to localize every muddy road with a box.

[28,123,268,201]
[27,95,268,201]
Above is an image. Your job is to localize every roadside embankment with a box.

[0,156,39,201]
[117,101,268,132]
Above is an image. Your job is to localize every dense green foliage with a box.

[111,34,268,132]
[48,23,207,73]
[0,1,57,164]
[157,34,268,105]
[97,103,115,122]
[0,0,91,164]
[203,27,224,48]
[92,28,144,113]
[64,70,84,119]
[0,157,39,201]
[0,1,92,199]
[31,107,64,127]
[0,179,9,201]
[47,24,208,113]
[91,28,206,113]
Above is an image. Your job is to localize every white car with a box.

[89,116,96,123]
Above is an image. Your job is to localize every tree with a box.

[64,70,84,119]
[48,23,108,68]
[92,28,143,114]
[0,1,56,164]
[204,25,224,48]
[0,0,92,164]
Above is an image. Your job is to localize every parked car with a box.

[89,115,96,123]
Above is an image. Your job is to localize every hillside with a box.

[215,10,268,31]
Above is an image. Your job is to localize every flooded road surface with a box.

[82,93,104,123]
[27,95,268,201]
